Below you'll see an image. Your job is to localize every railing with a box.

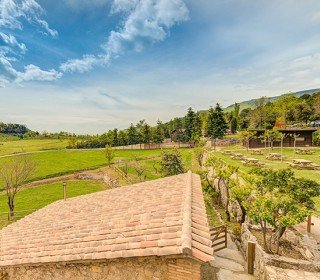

[210,224,227,252]
[113,166,134,184]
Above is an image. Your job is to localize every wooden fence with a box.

[210,225,227,252]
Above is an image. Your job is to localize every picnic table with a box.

[266,153,285,161]
[250,149,263,155]
[231,153,246,160]
[289,159,319,170]
[296,148,315,155]
[222,150,234,155]
[241,157,265,167]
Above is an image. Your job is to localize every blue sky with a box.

[1,0,320,133]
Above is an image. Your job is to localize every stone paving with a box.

[210,234,256,280]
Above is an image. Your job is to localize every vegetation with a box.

[160,149,185,176]
[0,155,36,217]
[245,169,320,253]
[104,145,115,166]
[205,104,228,149]
[205,153,320,255]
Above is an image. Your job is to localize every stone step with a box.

[210,256,245,272]
[217,269,256,280]
[215,248,246,266]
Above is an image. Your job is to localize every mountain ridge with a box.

[225,88,320,112]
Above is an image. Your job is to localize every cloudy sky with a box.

[1,0,320,133]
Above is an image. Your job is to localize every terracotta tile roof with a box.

[0,172,213,266]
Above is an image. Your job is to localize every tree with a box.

[105,145,115,166]
[141,123,152,145]
[266,129,282,150]
[160,149,185,176]
[244,169,320,254]
[229,103,240,133]
[152,120,165,144]
[0,155,36,217]
[206,104,228,150]
[185,107,196,142]
[127,123,139,144]
[191,113,202,145]
[240,130,256,151]
[239,108,251,130]
[133,162,147,182]
[118,130,128,146]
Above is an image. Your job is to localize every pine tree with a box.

[206,103,227,149]
[127,123,138,144]
[141,123,152,144]
[184,107,196,142]
[152,120,165,144]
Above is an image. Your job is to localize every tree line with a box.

[68,104,228,149]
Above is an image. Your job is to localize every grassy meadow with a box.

[0,139,69,156]
[0,148,195,184]
[215,146,320,183]
[0,180,105,228]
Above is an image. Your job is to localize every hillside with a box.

[225,88,320,112]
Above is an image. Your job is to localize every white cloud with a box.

[60,0,189,73]
[36,19,58,38]
[0,0,61,85]
[0,32,27,53]
[15,64,63,83]
[60,54,106,73]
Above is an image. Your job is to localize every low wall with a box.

[0,256,205,280]
[113,142,193,150]
[240,223,320,279]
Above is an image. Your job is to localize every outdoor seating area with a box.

[266,153,285,161]
[296,148,315,155]
[250,149,263,155]
[241,157,265,167]
[231,153,246,160]
[222,150,234,155]
[289,159,319,170]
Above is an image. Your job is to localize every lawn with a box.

[0,139,69,156]
[117,148,196,181]
[0,180,105,228]
[215,146,320,183]
[0,148,196,184]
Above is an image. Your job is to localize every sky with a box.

[1,0,320,134]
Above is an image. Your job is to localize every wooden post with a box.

[247,241,256,275]
[307,215,312,233]
[63,182,67,201]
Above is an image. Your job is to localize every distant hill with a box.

[225,88,320,112]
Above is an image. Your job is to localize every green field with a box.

[0,180,105,227]
[0,148,195,184]
[0,139,69,156]
[215,146,320,183]
[118,148,196,181]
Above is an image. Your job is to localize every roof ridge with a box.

[180,170,192,255]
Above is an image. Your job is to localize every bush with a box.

[160,149,185,176]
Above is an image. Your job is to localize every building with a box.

[0,172,213,280]
[247,128,318,149]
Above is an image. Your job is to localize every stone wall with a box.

[0,256,205,280]
[213,178,243,222]
[240,223,320,279]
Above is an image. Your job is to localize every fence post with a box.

[247,241,256,275]
[63,181,67,201]
[307,215,312,233]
